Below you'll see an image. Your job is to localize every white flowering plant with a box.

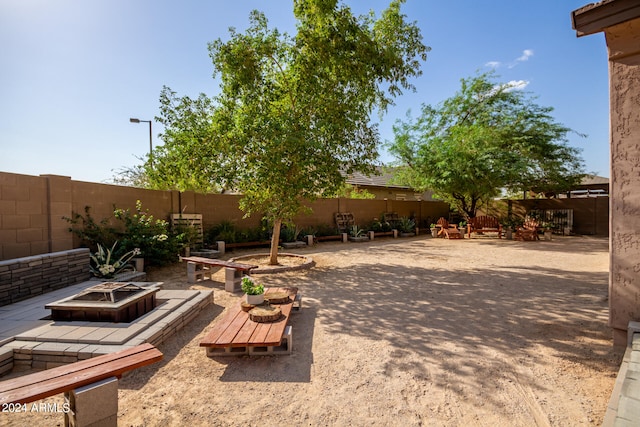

[90,242,141,279]
[114,200,184,266]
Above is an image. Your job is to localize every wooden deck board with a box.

[200,287,297,350]
[0,344,162,404]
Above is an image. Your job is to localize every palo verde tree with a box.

[149,0,429,264]
[388,72,585,218]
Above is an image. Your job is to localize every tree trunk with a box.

[269,218,282,265]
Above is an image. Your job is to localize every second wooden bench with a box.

[467,215,502,238]
[0,343,162,426]
[200,287,299,357]
[181,256,258,292]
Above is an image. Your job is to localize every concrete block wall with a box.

[0,248,90,306]
[0,170,610,262]
[0,173,49,259]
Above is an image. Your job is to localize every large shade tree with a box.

[388,72,585,218]
[147,0,429,263]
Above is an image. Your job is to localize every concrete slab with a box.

[99,324,148,345]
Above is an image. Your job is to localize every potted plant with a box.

[241,276,265,305]
[500,218,515,240]
[458,221,467,238]
[430,223,438,238]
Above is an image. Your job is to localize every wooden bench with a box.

[181,256,258,292]
[200,287,299,357]
[436,217,463,239]
[515,218,540,241]
[467,215,502,238]
[0,343,162,425]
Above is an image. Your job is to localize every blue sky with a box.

[0,0,609,183]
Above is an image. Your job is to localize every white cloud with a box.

[502,80,529,91]
[487,49,534,69]
[516,49,534,62]
[486,80,529,98]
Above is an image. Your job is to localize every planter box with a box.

[316,235,343,242]
[348,236,370,242]
[190,249,220,258]
[281,241,306,249]
[373,231,395,238]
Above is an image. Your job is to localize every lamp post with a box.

[129,118,153,165]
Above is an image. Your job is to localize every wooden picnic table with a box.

[200,287,298,356]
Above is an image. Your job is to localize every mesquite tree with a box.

[150,0,429,264]
[388,72,585,218]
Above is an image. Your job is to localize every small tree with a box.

[150,0,429,263]
[388,72,585,218]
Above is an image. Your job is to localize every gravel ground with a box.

[4,235,622,427]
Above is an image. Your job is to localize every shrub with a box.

[63,206,119,252]
[349,225,367,238]
[369,217,392,232]
[114,200,184,266]
[397,217,416,233]
[279,225,301,243]
[205,220,240,244]
[66,201,186,267]
[205,220,271,245]
[313,224,341,237]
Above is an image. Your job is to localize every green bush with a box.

[114,200,184,266]
[65,201,185,267]
[312,224,341,237]
[279,225,301,243]
[369,217,393,232]
[397,217,416,233]
[63,206,119,252]
[205,220,271,245]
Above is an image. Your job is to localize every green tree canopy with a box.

[148,0,429,263]
[388,72,585,218]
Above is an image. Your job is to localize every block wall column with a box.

[41,175,73,253]
[606,20,640,346]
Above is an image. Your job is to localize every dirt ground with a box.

[4,235,623,426]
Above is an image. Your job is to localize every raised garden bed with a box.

[316,235,344,242]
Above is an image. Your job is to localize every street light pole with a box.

[129,117,153,165]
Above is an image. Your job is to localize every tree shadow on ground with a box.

[119,301,224,390]
[216,305,316,383]
[297,260,614,409]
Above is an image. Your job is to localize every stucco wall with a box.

[606,18,640,345]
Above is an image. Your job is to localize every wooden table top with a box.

[200,287,297,348]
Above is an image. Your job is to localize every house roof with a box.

[346,170,609,191]
[581,174,609,185]
[572,0,640,37]
[345,167,411,189]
